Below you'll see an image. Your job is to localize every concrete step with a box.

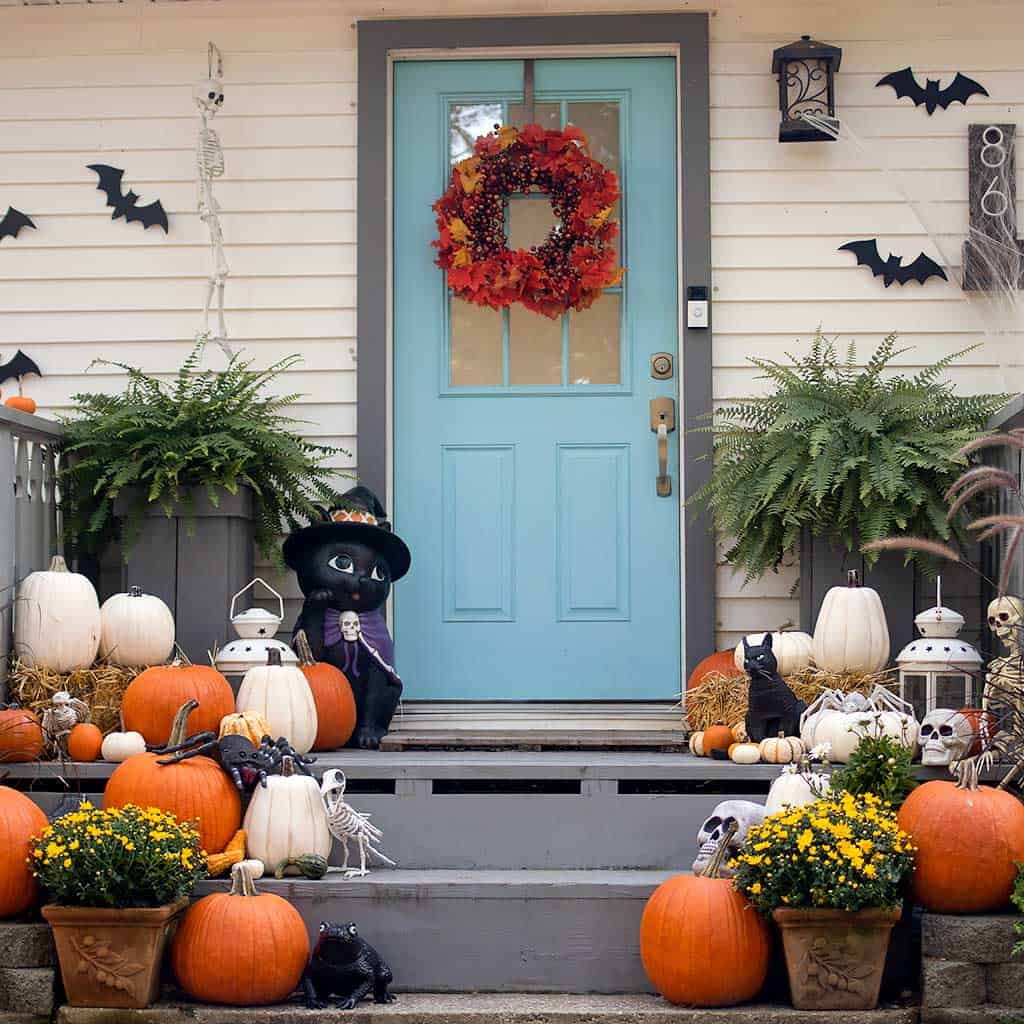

[194,870,673,994]
[58,994,920,1024]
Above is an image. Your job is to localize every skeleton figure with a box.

[983,595,1024,737]
[340,611,361,643]
[692,800,766,876]
[321,768,396,878]
[41,691,90,758]
[919,709,974,767]
[194,42,230,355]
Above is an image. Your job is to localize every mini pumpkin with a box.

[759,733,805,765]
[67,723,103,762]
[701,725,733,758]
[219,711,273,747]
[100,712,147,763]
[728,742,761,765]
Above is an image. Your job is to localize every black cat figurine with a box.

[742,633,806,742]
[284,486,411,750]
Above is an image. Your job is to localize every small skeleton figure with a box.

[919,709,974,767]
[692,800,766,877]
[41,691,90,758]
[321,768,395,878]
[983,595,1024,737]
[340,611,360,643]
[194,42,230,355]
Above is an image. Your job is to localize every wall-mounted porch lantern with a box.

[772,35,842,142]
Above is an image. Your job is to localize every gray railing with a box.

[0,406,63,697]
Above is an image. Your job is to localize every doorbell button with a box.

[687,285,709,329]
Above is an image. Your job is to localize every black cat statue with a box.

[742,633,807,742]
[284,486,411,750]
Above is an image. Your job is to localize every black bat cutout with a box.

[840,240,948,287]
[87,164,168,233]
[876,67,988,115]
[0,207,36,243]
[0,350,42,388]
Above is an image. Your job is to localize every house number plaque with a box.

[963,122,1023,290]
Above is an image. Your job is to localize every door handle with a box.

[650,398,676,497]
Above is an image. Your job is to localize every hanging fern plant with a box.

[692,332,1008,581]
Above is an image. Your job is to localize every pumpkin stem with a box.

[267,648,282,667]
[294,629,315,667]
[281,754,295,778]
[848,569,861,588]
[49,555,69,573]
[699,819,739,879]
[167,700,198,747]
[128,585,143,597]
[229,860,259,897]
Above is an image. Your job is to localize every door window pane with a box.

[508,196,561,251]
[507,101,560,131]
[567,101,620,175]
[569,294,621,385]
[509,305,561,385]
[450,300,503,386]
[450,103,503,164]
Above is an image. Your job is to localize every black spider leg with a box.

[157,738,221,765]
[148,731,217,755]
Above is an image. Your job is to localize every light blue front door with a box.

[393,57,680,701]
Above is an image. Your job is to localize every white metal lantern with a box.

[214,577,298,683]
[896,578,982,720]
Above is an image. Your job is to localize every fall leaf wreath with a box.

[433,123,624,319]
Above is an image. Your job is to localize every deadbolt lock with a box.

[651,352,674,380]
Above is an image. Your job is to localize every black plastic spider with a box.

[153,732,271,791]
[256,735,317,777]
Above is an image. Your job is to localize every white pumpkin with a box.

[243,756,331,872]
[14,555,100,671]
[812,570,890,674]
[759,733,805,764]
[99,586,175,668]
[238,858,265,880]
[799,687,918,763]
[764,767,831,816]
[101,727,147,763]
[733,631,813,677]
[729,742,761,765]
[236,650,318,755]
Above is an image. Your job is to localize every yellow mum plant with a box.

[29,802,206,908]
[732,792,914,914]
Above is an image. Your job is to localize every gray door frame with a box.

[357,13,714,677]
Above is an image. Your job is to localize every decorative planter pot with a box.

[42,899,187,1008]
[772,906,901,1011]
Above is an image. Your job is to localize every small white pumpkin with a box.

[688,731,705,757]
[733,631,813,677]
[99,586,175,667]
[100,714,147,763]
[759,733,805,765]
[729,742,761,765]
[812,570,890,674]
[236,649,318,755]
[238,857,265,880]
[243,756,331,872]
[14,555,101,672]
[764,767,831,816]
[799,686,918,763]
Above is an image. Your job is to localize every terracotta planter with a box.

[42,899,187,1008]
[772,906,901,1011]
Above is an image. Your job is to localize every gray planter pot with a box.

[112,486,254,665]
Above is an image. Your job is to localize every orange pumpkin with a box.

[702,724,734,758]
[294,630,356,750]
[172,862,309,1005]
[105,700,241,855]
[640,823,771,1006]
[957,706,999,757]
[0,707,44,763]
[898,763,1024,913]
[4,395,36,415]
[121,663,234,746]
[688,651,744,690]
[0,785,48,918]
[67,723,103,762]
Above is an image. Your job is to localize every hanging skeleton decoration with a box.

[321,768,396,878]
[194,42,231,356]
[919,709,974,767]
[41,691,90,758]
[692,800,766,877]
[984,595,1024,738]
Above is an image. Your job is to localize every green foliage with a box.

[691,332,1009,580]
[830,732,918,808]
[59,344,345,561]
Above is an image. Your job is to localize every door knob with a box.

[650,398,676,497]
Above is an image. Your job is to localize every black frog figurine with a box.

[302,920,395,1010]
[284,486,411,750]
[742,633,807,742]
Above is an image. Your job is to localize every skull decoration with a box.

[692,800,766,876]
[193,77,224,116]
[340,611,361,643]
[919,709,973,766]
[988,596,1024,651]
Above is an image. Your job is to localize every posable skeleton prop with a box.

[321,768,395,878]
[194,42,231,356]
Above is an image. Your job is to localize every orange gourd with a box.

[0,785,48,918]
[294,630,357,750]
[898,761,1024,913]
[702,725,734,758]
[640,823,771,1006]
[67,723,103,762]
[105,700,241,855]
[4,395,36,415]
[121,663,234,746]
[172,861,309,1005]
[0,707,44,763]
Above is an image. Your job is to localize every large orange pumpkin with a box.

[294,630,356,750]
[104,701,241,855]
[898,763,1024,913]
[0,707,44,763]
[67,723,103,762]
[0,785,48,918]
[121,663,234,746]
[172,862,309,1005]
[688,651,744,690]
[640,824,771,1006]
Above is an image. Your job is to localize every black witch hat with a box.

[282,485,411,581]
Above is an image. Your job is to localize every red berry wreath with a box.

[433,123,623,319]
